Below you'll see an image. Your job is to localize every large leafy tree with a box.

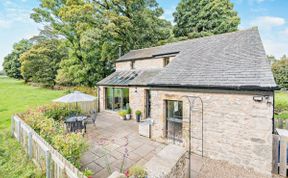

[20,39,67,87]
[173,0,240,38]
[2,40,32,79]
[272,55,288,89]
[31,0,172,86]
[31,0,103,86]
[94,0,172,53]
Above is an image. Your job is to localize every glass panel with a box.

[113,88,122,111]
[167,101,183,120]
[105,88,113,110]
[122,88,129,110]
[105,87,129,111]
[166,100,183,144]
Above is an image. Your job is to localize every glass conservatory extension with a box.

[105,87,129,111]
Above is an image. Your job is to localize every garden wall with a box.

[11,115,86,178]
[144,144,188,178]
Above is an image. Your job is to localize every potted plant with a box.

[118,110,126,120]
[135,110,142,122]
[128,165,147,178]
[126,107,131,120]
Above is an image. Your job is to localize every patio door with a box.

[166,100,183,144]
[105,87,129,111]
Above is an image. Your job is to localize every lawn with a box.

[0,77,65,177]
[275,91,288,119]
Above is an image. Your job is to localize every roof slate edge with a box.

[96,83,279,91]
[147,83,279,91]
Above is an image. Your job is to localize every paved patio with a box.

[80,112,166,178]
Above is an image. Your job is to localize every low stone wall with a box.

[144,144,187,178]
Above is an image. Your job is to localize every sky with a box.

[0,0,288,70]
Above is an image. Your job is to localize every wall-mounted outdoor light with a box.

[253,96,263,102]
[134,87,138,93]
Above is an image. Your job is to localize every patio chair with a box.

[91,110,97,126]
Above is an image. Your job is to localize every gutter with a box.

[96,83,279,91]
[146,83,279,92]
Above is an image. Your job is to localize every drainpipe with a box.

[272,91,275,134]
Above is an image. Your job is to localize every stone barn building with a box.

[97,28,277,175]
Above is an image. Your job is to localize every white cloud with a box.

[262,39,288,58]
[0,19,11,28]
[281,28,288,36]
[250,16,285,29]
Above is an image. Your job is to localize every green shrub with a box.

[52,133,88,167]
[118,110,127,117]
[127,107,131,114]
[128,165,147,178]
[272,58,288,89]
[135,110,141,116]
[42,104,82,121]
[20,104,88,168]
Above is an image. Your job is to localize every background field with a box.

[275,91,288,119]
[0,77,65,177]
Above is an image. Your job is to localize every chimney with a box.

[118,45,122,58]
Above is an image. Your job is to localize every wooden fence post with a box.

[46,150,51,178]
[272,134,280,174]
[279,119,284,129]
[11,116,14,137]
[275,119,278,129]
[17,120,21,141]
[28,131,32,158]
[285,121,288,130]
[279,136,288,176]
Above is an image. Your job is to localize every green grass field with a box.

[0,77,65,177]
[275,91,288,119]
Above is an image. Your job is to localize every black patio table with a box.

[64,116,87,133]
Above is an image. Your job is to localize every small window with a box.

[131,60,135,69]
[163,57,170,67]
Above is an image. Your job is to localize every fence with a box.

[272,133,288,176]
[274,118,288,130]
[77,101,98,114]
[11,115,87,178]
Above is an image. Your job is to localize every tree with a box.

[173,0,240,38]
[94,0,172,53]
[2,40,32,79]
[31,0,172,86]
[31,0,103,86]
[20,39,67,87]
[272,55,288,89]
[267,55,277,65]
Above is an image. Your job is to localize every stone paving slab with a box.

[80,112,167,178]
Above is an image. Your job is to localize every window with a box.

[163,57,170,67]
[131,60,135,69]
[105,87,129,111]
[166,100,183,143]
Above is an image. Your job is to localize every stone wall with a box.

[98,86,105,112]
[149,88,273,175]
[129,87,147,119]
[115,57,175,70]
[144,144,188,178]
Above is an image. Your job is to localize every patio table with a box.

[65,116,88,133]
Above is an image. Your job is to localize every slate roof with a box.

[99,28,277,91]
